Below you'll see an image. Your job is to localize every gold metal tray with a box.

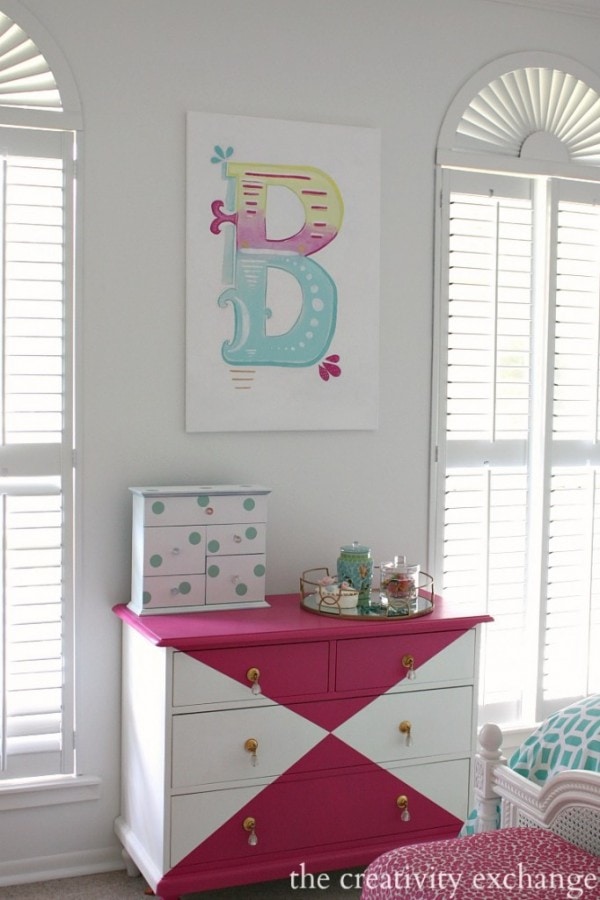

[299,567,434,621]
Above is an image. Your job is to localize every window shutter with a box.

[553,199,600,441]
[541,186,600,716]
[0,127,74,778]
[3,488,63,773]
[439,173,534,724]
[444,468,529,723]
[3,151,65,445]
[446,185,533,446]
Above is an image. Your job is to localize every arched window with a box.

[431,53,600,729]
[0,3,81,780]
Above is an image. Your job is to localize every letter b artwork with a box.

[186,112,380,432]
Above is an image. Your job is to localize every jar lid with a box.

[340,542,371,555]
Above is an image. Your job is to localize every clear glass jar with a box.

[380,556,420,612]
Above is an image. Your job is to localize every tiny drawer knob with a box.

[399,720,412,746]
[204,506,214,516]
[244,737,259,766]
[402,653,416,680]
[246,666,261,695]
[396,794,411,822]
[171,547,180,555]
[243,816,258,846]
[233,534,242,543]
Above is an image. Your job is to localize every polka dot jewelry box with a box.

[128,485,271,615]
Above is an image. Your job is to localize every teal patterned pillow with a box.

[508,693,600,784]
[461,694,600,836]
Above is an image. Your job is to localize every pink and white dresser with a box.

[113,594,491,899]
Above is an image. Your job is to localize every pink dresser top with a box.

[113,593,492,650]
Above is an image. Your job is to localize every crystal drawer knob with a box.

[246,667,261,695]
[402,653,416,680]
[243,816,258,846]
[244,737,259,766]
[396,794,411,822]
[399,720,412,746]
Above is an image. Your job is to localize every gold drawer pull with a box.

[246,666,261,695]
[396,794,411,822]
[399,720,412,746]
[244,737,259,766]
[402,653,416,680]
[243,815,258,846]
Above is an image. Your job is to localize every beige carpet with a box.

[0,867,364,898]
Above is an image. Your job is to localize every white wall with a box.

[2,0,600,882]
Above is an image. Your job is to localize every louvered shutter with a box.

[0,126,74,778]
[542,183,600,717]
[440,172,534,724]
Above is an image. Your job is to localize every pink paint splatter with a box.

[319,355,341,381]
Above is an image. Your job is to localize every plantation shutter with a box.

[439,170,534,725]
[0,126,74,778]
[543,182,600,719]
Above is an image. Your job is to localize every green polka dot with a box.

[179,581,191,594]
[254,564,266,577]
[152,501,165,515]
[197,495,210,507]
[243,497,256,511]
[208,539,220,553]
[188,531,202,545]
[207,565,220,577]
[235,582,248,596]
[245,526,257,540]
[149,554,163,568]
[142,591,151,605]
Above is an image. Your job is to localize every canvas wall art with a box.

[186,112,380,432]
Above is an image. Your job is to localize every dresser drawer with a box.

[171,704,327,788]
[172,641,330,706]
[205,554,266,605]
[205,523,266,556]
[170,758,468,867]
[141,573,206,610]
[143,493,267,527]
[335,629,475,692]
[333,685,473,763]
[142,526,206,576]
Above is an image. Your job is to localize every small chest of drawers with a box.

[114,594,491,900]
[129,484,270,615]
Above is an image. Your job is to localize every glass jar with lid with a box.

[336,542,373,608]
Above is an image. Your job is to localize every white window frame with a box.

[0,2,98,806]
[430,53,600,733]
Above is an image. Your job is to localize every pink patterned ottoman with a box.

[360,827,600,899]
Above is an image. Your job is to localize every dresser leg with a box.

[121,848,141,878]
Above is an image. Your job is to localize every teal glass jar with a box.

[336,542,373,608]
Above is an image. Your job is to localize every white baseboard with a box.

[0,846,125,886]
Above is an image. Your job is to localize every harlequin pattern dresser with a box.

[113,595,491,899]
[129,485,270,615]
